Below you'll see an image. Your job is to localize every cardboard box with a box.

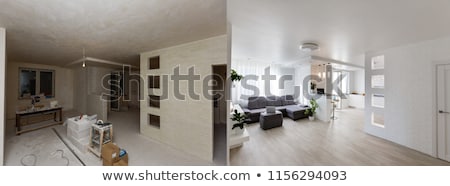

[102,143,120,163]
[103,154,128,166]
[113,160,128,166]
[102,159,114,166]
[112,154,128,166]
[101,143,128,166]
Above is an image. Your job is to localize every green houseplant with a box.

[231,109,247,134]
[231,69,243,82]
[304,98,318,120]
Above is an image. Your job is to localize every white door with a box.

[437,64,450,161]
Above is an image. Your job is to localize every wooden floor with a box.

[230,109,450,166]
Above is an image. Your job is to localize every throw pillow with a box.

[281,95,295,105]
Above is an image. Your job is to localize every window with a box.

[148,114,160,128]
[372,94,385,108]
[372,112,385,128]
[149,95,160,108]
[148,56,160,69]
[371,75,385,89]
[148,76,160,89]
[371,55,385,70]
[19,68,55,99]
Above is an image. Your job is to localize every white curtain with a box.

[231,59,268,104]
[231,59,294,105]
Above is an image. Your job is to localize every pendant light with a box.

[82,48,86,68]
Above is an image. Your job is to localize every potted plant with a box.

[231,109,247,134]
[304,98,318,121]
[231,69,243,82]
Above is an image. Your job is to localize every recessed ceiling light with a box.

[299,43,319,52]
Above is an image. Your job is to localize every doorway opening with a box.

[212,64,227,165]
[436,64,450,162]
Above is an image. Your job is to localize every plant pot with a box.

[308,116,315,121]
[233,127,245,135]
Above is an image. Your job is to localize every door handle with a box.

[439,110,449,114]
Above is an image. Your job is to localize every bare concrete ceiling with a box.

[229,0,450,66]
[0,0,226,66]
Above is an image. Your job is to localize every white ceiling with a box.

[0,0,226,66]
[229,0,450,67]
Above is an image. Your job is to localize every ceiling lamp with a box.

[82,48,86,68]
[299,42,319,52]
[66,49,139,69]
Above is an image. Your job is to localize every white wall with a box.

[278,67,295,96]
[348,69,365,109]
[348,71,355,93]
[295,64,311,105]
[6,62,74,120]
[140,35,227,162]
[350,54,366,67]
[352,69,365,94]
[73,66,114,114]
[349,54,366,95]
[73,66,87,113]
[87,66,112,95]
[0,28,6,166]
[365,36,450,156]
[87,94,108,121]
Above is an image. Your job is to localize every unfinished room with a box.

[0,0,227,166]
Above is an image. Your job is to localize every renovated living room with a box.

[227,0,450,165]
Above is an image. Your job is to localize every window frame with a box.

[18,67,55,99]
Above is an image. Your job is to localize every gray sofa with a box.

[241,95,310,123]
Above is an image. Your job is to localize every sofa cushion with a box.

[285,105,308,112]
[247,96,259,109]
[248,108,266,114]
[285,105,309,120]
[266,96,283,106]
[248,96,267,109]
[281,95,296,105]
[275,105,290,112]
[242,107,251,113]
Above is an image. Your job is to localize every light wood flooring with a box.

[230,109,450,166]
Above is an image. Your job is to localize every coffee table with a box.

[259,110,283,130]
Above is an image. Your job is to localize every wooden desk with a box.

[15,106,63,135]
